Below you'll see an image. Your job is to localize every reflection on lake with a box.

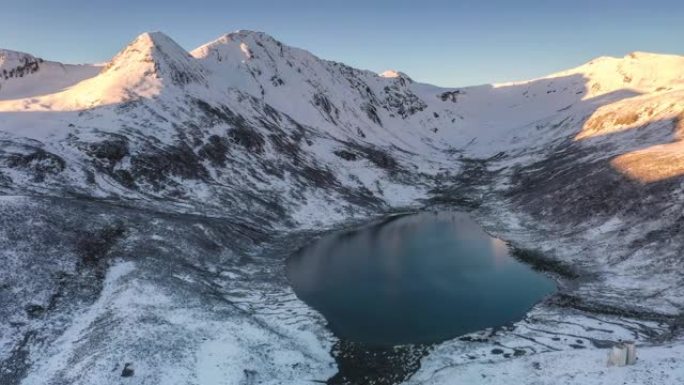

[287,211,556,346]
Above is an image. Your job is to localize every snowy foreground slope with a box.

[1,31,684,385]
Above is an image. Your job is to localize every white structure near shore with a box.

[608,341,637,366]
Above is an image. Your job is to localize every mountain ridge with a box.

[4,31,683,88]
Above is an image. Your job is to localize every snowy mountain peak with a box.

[137,31,174,43]
[0,48,40,65]
[110,31,185,62]
[190,30,314,98]
[0,49,43,80]
[503,50,684,101]
[0,48,101,102]
[191,30,286,63]
[379,70,401,78]
[193,34,254,61]
[103,31,206,87]
[379,70,413,83]
[225,29,279,43]
[0,31,206,109]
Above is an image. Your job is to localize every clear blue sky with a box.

[2,0,683,86]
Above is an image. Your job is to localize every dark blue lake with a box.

[286,211,556,346]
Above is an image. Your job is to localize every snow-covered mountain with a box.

[0,49,100,101]
[1,31,684,385]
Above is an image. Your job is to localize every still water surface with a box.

[287,212,556,346]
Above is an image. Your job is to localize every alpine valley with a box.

[1,31,684,385]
